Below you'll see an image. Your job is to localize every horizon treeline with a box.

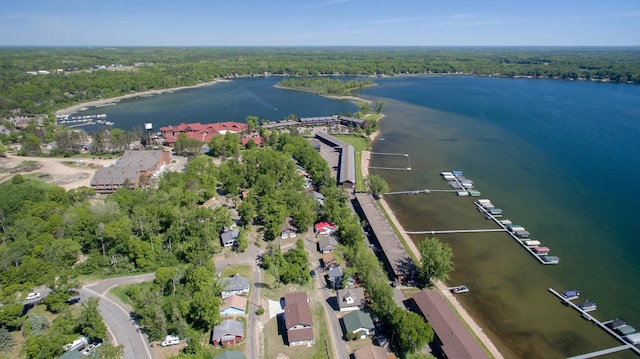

[1,46,639,117]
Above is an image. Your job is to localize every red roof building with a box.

[160,122,248,145]
[314,221,337,235]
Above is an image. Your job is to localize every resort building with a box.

[314,132,356,189]
[160,122,248,146]
[412,290,489,359]
[90,150,171,193]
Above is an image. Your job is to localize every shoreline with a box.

[55,79,231,116]
[361,123,504,359]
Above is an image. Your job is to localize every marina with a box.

[549,288,640,358]
[474,199,559,265]
[56,113,114,127]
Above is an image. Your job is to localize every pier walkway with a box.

[406,228,507,235]
[548,288,640,358]
[475,202,555,265]
[369,152,412,171]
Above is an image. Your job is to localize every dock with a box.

[406,228,507,235]
[476,202,558,264]
[548,288,640,358]
[369,152,412,171]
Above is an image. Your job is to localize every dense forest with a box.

[1,46,639,116]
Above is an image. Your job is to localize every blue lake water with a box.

[94,76,640,358]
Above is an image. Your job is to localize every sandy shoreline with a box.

[362,128,504,359]
[55,79,230,116]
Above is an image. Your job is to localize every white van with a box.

[161,335,180,347]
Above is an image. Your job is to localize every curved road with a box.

[79,273,156,359]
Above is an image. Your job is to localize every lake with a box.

[96,75,640,358]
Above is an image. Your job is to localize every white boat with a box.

[450,285,469,294]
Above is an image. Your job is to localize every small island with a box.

[275,77,376,99]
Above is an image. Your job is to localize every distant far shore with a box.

[55,79,231,116]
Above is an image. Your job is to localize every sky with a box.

[1,0,639,47]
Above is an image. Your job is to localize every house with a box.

[220,275,250,299]
[321,252,336,269]
[211,319,245,346]
[315,221,337,235]
[284,292,314,347]
[328,266,343,288]
[214,352,245,359]
[336,288,365,312]
[342,310,375,339]
[280,218,298,239]
[221,229,240,247]
[318,236,339,253]
[219,295,247,316]
[90,150,171,193]
[160,122,248,146]
[312,191,325,206]
[353,345,394,359]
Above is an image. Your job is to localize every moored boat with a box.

[577,299,597,312]
[450,285,469,294]
[561,289,580,300]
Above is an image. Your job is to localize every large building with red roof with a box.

[160,122,248,146]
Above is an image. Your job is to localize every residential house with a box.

[211,319,244,347]
[342,310,375,339]
[321,252,336,269]
[284,292,314,347]
[318,236,339,253]
[220,229,240,247]
[219,295,247,316]
[280,218,298,239]
[90,150,171,193]
[220,275,250,299]
[327,266,343,289]
[312,191,325,206]
[336,288,365,312]
[315,221,337,235]
[353,345,394,359]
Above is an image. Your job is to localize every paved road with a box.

[304,234,349,359]
[80,273,156,359]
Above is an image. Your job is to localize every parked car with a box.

[161,335,180,347]
[310,270,316,278]
[26,292,41,300]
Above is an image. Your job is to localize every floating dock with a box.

[548,288,640,358]
[475,201,559,265]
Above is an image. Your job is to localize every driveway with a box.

[80,273,156,359]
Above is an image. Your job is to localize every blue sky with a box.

[1,0,639,46]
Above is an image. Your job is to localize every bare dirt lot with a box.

[0,153,116,190]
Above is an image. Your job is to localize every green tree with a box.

[367,175,389,199]
[418,237,454,284]
[391,308,434,354]
[77,297,107,340]
[0,326,14,352]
